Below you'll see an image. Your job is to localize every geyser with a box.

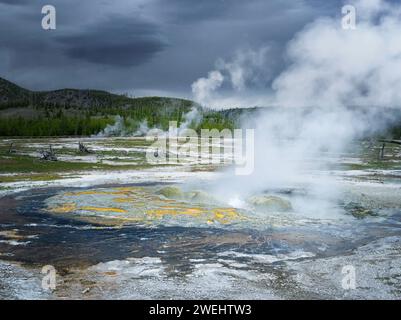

[203,0,401,219]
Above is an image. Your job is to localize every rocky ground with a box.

[0,137,400,299]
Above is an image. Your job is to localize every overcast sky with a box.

[0,0,344,101]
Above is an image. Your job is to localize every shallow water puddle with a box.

[1,181,401,299]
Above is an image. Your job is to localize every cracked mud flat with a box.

[0,138,401,299]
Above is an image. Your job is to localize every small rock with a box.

[185,190,216,203]
[247,195,292,212]
[82,287,90,294]
[157,186,183,199]
[344,202,378,219]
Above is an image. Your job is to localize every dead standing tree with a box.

[379,143,385,160]
[378,139,401,160]
[8,143,15,154]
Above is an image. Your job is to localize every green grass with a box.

[0,173,64,183]
[0,155,101,173]
[346,160,401,170]
[0,153,176,177]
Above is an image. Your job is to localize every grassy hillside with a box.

[2,77,400,138]
[0,77,223,136]
[0,77,31,107]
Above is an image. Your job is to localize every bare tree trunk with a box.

[379,143,385,160]
[8,143,14,154]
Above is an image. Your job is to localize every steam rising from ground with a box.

[96,107,201,137]
[200,0,401,218]
[98,0,401,219]
[178,106,202,134]
[96,115,126,137]
[211,106,390,219]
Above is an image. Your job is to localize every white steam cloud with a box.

[96,115,126,137]
[191,47,271,107]
[95,108,201,137]
[178,107,202,133]
[205,0,401,219]
[191,70,224,107]
[191,0,401,110]
[274,0,401,108]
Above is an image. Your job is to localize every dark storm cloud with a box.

[0,0,345,96]
[58,16,167,67]
[0,0,29,5]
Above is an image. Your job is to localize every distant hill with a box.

[0,77,236,136]
[0,77,197,111]
[0,77,31,105]
[2,77,398,138]
[0,77,204,136]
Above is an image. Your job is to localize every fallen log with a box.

[78,141,93,154]
[39,145,57,161]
